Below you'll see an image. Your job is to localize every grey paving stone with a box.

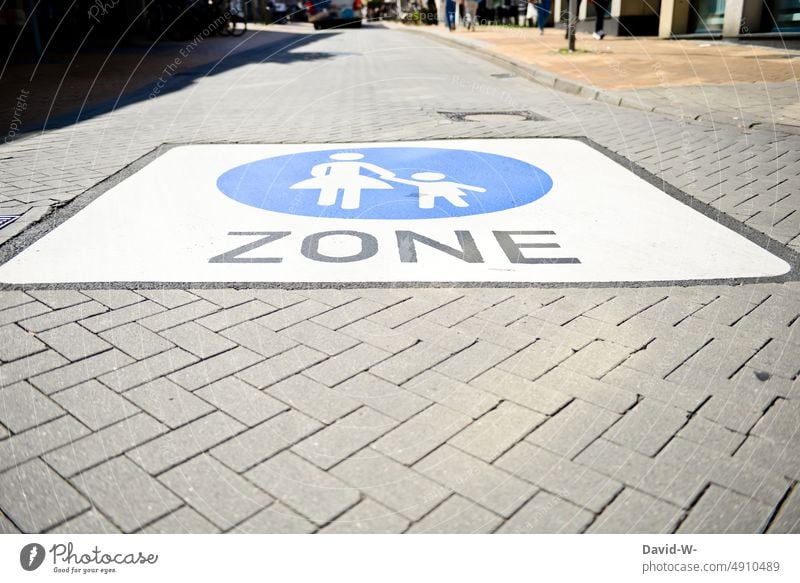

[0,323,46,361]
[434,341,514,383]
[677,485,773,534]
[677,414,746,455]
[211,410,323,472]
[51,380,139,431]
[0,301,51,327]
[454,316,536,351]
[266,373,361,424]
[48,509,121,534]
[37,322,112,361]
[0,415,90,472]
[561,340,632,379]
[138,300,220,333]
[335,372,431,422]
[601,365,708,413]
[395,318,474,353]
[370,342,453,385]
[20,300,107,333]
[159,455,272,530]
[99,322,175,360]
[0,458,89,533]
[0,291,34,312]
[367,297,446,329]
[659,438,790,507]
[32,349,134,395]
[0,381,64,432]
[0,350,68,388]
[138,289,198,309]
[292,407,397,470]
[309,297,386,330]
[231,502,315,534]
[246,451,359,526]
[534,367,638,414]
[220,320,297,358]
[167,347,264,392]
[281,320,359,356]
[236,345,327,389]
[248,290,306,310]
[588,489,684,534]
[404,370,499,419]
[304,343,391,387]
[188,288,255,309]
[415,445,536,518]
[526,398,619,459]
[470,368,571,415]
[196,300,277,332]
[508,316,597,352]
[338,318,417,353]
[44,413,167,477]
[255,299,331,331]
[697,388,775,433]
[320,499,410,534]
[497,339,575,381]
[574,438,704,509]
[407,495,503,533]
[373,404,471,465]
[767,486,800,534]
[564,314,655,350]
[196,377,287,427]
[72,457,181,533]
[80,300,165,333]
[160,322,236,359]
[751,397,800,445]
[27,290,89,310]
[1,511,21,533]
[141,506,220,533]
[125,378,213,429]
[127,411,245,475]
[331,449,450,521]
[82,290,144,310]
[604,399,688,457]
[497,442,623,513]
[98,348,197,393]
[450,401,545,462]
[497,491,594,534]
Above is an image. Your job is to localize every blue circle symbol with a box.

[217,147,553,220]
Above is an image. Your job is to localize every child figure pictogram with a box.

[386,172,486,209]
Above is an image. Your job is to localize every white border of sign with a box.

[0,139,792,285]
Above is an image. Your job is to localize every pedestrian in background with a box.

[446,0,456,30]
[535,0,550,34]
[525,0,535,27]
[592,0,610,39]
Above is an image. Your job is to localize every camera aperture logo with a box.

[19,542,158,575]
[20,543,46,571]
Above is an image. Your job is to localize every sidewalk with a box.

[396,22,800,131]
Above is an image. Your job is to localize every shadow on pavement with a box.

[2,26,350,136]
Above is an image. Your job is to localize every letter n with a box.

[396,231,483,263]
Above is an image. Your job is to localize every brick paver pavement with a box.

[0,22,798,534]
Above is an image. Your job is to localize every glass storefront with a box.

[688,0,726,33]
[762,0,800,32]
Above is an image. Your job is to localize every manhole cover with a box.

[439,110,550,122]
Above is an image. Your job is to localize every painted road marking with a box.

[0,139,790,284]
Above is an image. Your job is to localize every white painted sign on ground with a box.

[0,139,790,284]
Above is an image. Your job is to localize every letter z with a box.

[209,232,290,263]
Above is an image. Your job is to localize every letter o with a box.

[301,231,377,263]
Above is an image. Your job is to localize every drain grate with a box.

[490,73,516,79]
[0,216,19,231]
[439,110,550,122]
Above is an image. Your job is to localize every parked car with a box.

[306,0,363,29]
